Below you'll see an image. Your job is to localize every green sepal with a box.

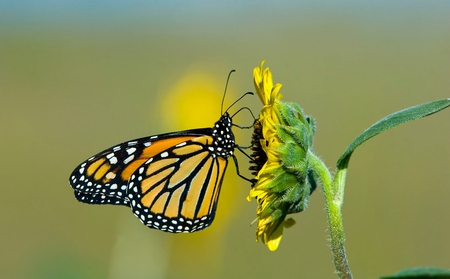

[277,125,307,149]
[284,182,312,214]
[257,169,312,218]
[282,101,311,128]
[275,101,315,150]
[258,206,287,226]
[284,102,315,145]
[277,141,308,172]
[265,169,300,193]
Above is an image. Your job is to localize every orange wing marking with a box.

[165,184,186,218]
[191,135,214,146]
[140,167,174,194]
[196,157,220,218]
[167,151,209,189]
[172,144,203,156]
[151,192,170,214]
[182,156,215,219]
[94,163,111,181]
[121,136,196,181]
[145,158,179,177]
[86,158,106,177]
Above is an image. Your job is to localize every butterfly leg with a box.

[231,154,255,184]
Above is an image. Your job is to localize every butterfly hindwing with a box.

[127,135,229,232]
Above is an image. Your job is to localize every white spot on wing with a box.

[123,154,135,164]
[127,147,137,155]
[109,157,118,164]
[106,172,116,179]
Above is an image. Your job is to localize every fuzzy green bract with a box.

[263,101,317,217]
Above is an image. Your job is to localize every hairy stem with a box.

[307,151,352,279]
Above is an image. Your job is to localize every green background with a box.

[1,2,449,278]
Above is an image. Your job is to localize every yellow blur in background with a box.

[1,2,450,279]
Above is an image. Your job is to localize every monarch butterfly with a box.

[69,73,252,233]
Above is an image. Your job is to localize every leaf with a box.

[336,98,450,169]
[380,267,450,278]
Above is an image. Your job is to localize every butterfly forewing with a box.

[69,131,208,206]
[69,113,235,233]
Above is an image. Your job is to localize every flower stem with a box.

[307,151,353,279]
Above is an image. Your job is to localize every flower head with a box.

[248,61,317,251]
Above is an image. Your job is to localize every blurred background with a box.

[1,1,449,278]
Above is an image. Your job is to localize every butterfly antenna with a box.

[224,91,254,114]
[231,107,256,123]
[221,69,236,116]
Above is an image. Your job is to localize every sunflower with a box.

[248,61,317,251]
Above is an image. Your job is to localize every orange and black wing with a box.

[127,134,230,232]
[69,113,236,233]
[69,130,210,207]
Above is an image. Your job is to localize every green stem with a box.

[307,151,353,279]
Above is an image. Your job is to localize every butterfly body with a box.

[70,113,235,233]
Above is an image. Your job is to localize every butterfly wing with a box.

[69,113,235,233]
[69,130,210,207]
[127,134,229,232]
